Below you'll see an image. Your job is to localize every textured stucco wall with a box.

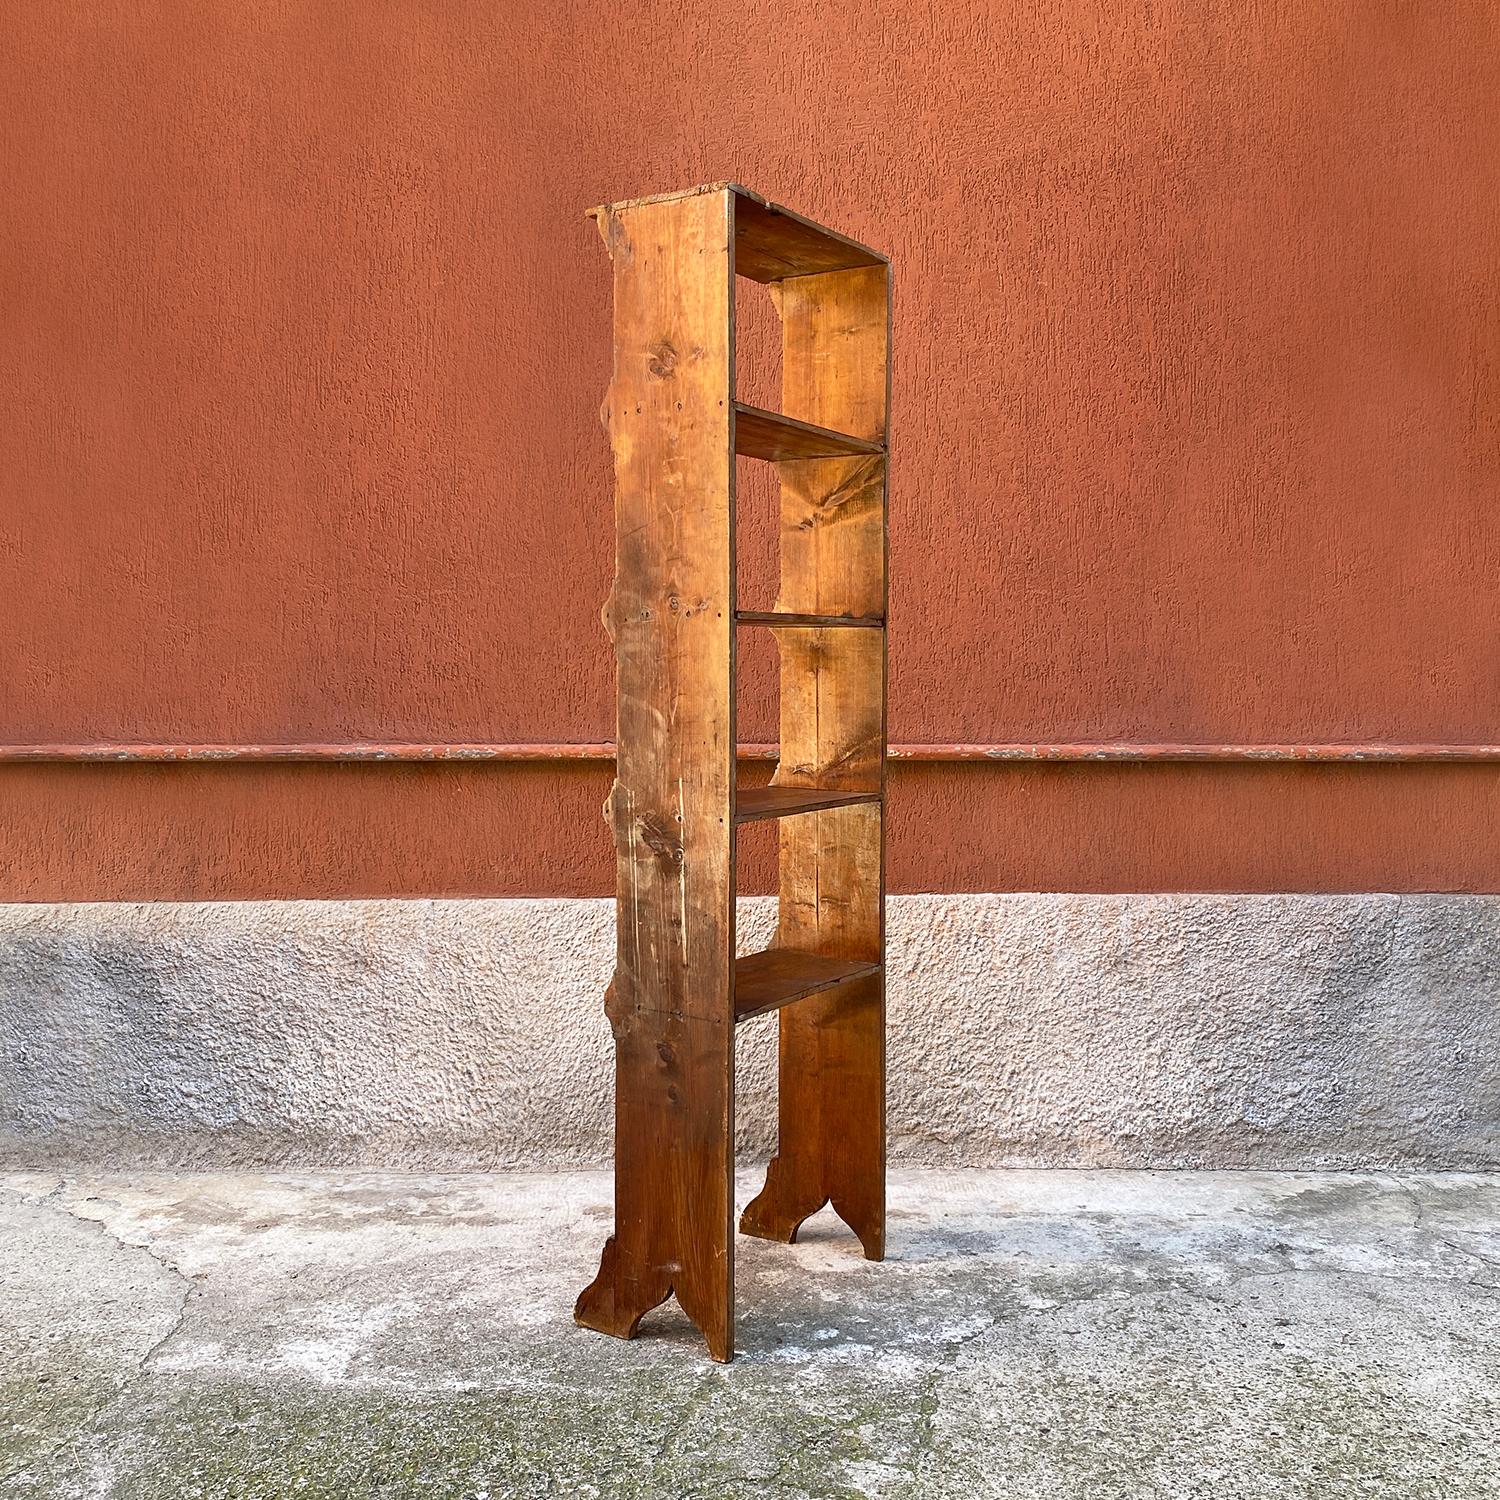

[3,2,1497,901]
[3,896,1495,1171]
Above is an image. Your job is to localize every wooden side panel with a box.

[774,263,889,620]
[771,627,884,794]
[574,190,736,1361]
[742,264,889,1258]
[595,191,736,1026]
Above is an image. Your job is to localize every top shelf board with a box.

[734,403,884,463]
[732,190,887,283]
[587,183,887,284]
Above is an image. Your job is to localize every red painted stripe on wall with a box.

[3,759,1496,901]
[3,743,1498,764]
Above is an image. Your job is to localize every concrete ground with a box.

[1,1171,1497,1499]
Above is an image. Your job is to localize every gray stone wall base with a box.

[2,895,1495,1170]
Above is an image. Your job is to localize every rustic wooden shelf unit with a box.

[574,183,890,1361]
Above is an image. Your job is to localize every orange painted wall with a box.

[2,1,1497,898]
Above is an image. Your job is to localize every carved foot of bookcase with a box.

[740,1164,885,1263]
[573,993,735,1362]
[574,1232,733,1363]
[575,1226,733,1364]
[573,1234,669,1340]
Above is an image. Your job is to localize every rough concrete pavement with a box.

[2,1169,1497,1498]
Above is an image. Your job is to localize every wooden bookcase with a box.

[574,184,889,1362]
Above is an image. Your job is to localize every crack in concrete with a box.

[1,1178,200,1497]
[1438,1241,1500,1293]
[753,1391,909,1500]
[38,1183,200,1375]
[645,1363,720,1475]
[1384,1172,1500,1294]
[904,1312,1003,1486]
[8,1173,202,1497]
[1389,1173,1430,1235]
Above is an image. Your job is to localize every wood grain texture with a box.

[574,189,736,1361]
[591,189,736,1028]
[742,263,890,1258]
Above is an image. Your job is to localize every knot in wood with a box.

[647,339,678,379]
[635,815,684,865]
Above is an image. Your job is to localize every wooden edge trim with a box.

[586,183,888,267]
[2,743,1498,764]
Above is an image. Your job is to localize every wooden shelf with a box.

[734,948,882,1023]
[734,402,883,463]
[732,187,887,283]
[735,610,884,629]
[590,184,886,284]
[734,785,881,824]
[579,184,891,1359]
